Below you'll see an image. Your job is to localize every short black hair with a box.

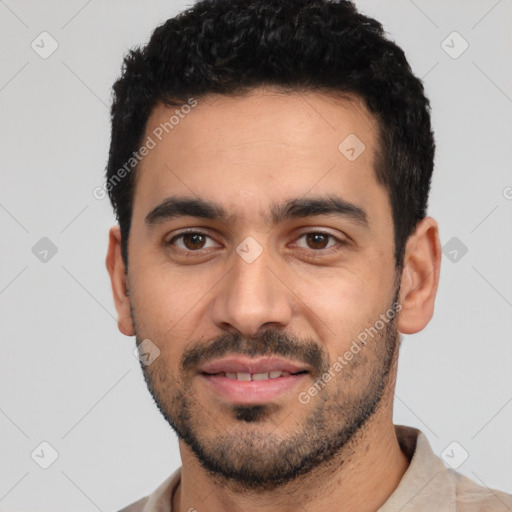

[106,0,435,270]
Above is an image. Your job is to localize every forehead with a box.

[132,87,387,226]
[144,87,378,162]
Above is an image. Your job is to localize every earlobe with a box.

[397,217,441,335]
[106,226,135,337]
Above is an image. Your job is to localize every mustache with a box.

[181,329,330,377]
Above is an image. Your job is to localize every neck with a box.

[172,407,409,512]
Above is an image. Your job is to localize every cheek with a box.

[296,270,390,351]
[132,261,207,319]
[129,265,213,356]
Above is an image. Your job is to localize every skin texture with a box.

[106,87,441,512]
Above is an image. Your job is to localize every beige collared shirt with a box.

[118,425,512,511]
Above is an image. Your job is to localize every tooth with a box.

[269,370,283,379]
[252,372,269,381]
[281,371,290,377]
[225,372,237,380]
[237,372,252,381]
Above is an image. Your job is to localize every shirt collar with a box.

[377,425,456,512]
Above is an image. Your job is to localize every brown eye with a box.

[305,233,331,249]
[168,232,217,251]
[295,232,339,251]
[182,233,206,250]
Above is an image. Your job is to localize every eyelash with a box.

[166,229,348,257]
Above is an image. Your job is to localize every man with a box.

[105,0,512,510]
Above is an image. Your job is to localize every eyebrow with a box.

[144,194,369,229]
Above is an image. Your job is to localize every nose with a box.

[210,245,293,337]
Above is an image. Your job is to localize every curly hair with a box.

[106,0,435,270]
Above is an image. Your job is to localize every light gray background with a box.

[1,0,511,510]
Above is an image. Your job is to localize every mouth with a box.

[201,369,308,380]
[198,356,310,405]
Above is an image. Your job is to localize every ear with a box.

[106,226,135,336]
[397,217,441,334]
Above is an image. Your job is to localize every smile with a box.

[200,371,308,405]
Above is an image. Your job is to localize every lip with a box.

[200,372,308,405]
[197,355,310,405]
[198,355,309,375]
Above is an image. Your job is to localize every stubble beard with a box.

[133,290,401,491]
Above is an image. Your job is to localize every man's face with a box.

[125,88,401,488]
